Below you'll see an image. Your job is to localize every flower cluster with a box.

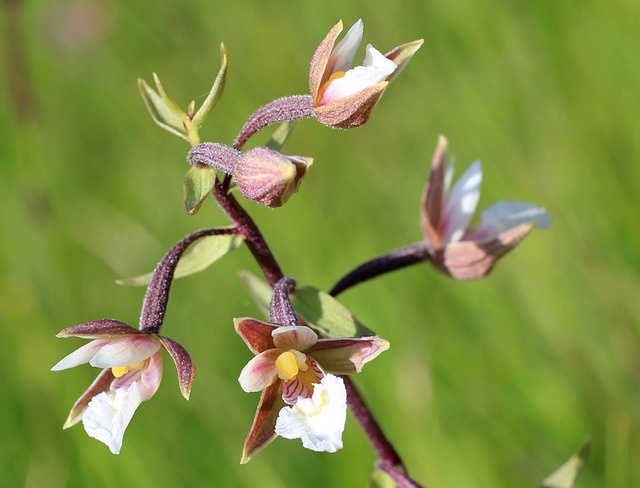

[52,17,551,487]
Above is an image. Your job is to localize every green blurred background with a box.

[1,0,638,486]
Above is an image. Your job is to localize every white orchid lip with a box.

[318,44,397,106]
[275,374,347,453]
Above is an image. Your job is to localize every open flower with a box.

[235,315,388,461]
[236,320,386,403]
[275,373,347,453]
[421,136,551,280]
[51,319,195,454]
[310,19,423,128]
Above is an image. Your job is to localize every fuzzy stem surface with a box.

[140,227,240,334]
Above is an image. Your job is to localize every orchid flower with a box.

[51,229,231,454]
[421,136,551,280]
[309,19,423,128]
[51,319,195,454]
[235,277,389,462]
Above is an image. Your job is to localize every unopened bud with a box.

[234,147,312,208]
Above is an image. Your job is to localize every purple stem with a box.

[139,227,239,334]
[233,95,313,150]
[329,242,430,296]
[343,378,404,466]
[269,277,298,327]
[212,181,283,287]
[188,142,241,174]
[377,461,424,488]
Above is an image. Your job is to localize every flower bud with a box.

[234,147,312,208]
[309,20,423,129]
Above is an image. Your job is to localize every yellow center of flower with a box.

[111,360,146,378]
[275,350,308,381]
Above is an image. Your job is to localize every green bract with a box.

[238,271,375,338]
[184,165,216,215]
[118,233,244,286]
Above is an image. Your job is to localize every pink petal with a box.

[272,325,318,351]
[308,336,390,374]
[139,351,163,400]
[421,135,449,248]
[309,20,344,100]
[51,339,112,371]
[56,319,142,339]
[234,318,277,354]
[240,382,285,464]
[313,81,388,129]
[157,336,196,400]
[435,222,535,280]
[441,160,482,244]
[89,336,161,368]
[238,349,280,392]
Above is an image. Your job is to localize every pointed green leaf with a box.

[192,43,229,128]
[238,270,272,317]
[541,439,591,488]
[237,273,376,337]
[291,286,376,338]
[138,77,187,139]
[265,120,295,151]
[184,165,216,215]
[369,468,397,488]
[118,233,244,286]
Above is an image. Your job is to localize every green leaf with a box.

[184,165,216,215]
[118,233,244,286]
[541,439,591,488]
[238,270,272,317]
[291,286,376,338]
[237,273,376,337]
[369,468,397,488]
[138,76,187,139]
[265,120,295,151]
[192,43,229,128]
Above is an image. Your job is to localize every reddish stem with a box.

[212,181,283,287]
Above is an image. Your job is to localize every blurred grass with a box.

[1,0,638,486]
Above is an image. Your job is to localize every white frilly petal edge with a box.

[275,374,347,453]
[441,160,482,244]
[81,381,146,455]
[475,201,551,240]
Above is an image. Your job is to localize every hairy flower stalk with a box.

[233,95,314,150]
